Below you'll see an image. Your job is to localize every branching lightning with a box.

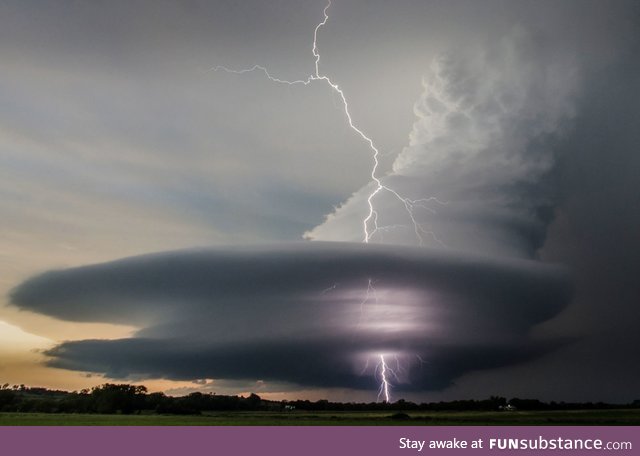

[211,0,440,402]
[357,279,395,402]
[210,0,446,246]
[360,278,377,315]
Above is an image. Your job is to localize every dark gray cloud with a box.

[520,43,640,403]
[11,242,570,391]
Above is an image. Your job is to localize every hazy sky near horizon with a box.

[1,0,639,402]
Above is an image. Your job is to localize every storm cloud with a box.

[306,29,578,259]
[1,0,638,402]
[11,242,570,391]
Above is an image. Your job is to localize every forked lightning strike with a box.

[357,279,395,402]
[211,0,440,402]
[211,0,445,246]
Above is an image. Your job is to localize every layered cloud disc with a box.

[11,242,570,391]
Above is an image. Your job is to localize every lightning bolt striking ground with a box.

[211,0,440,401]
[377,354,391,403]
[357,279,395,402]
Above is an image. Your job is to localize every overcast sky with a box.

[1,0,639,402]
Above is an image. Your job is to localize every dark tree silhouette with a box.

[0,381,637,415]
[90,384,148,414]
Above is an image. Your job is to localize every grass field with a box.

[1,409,639,426]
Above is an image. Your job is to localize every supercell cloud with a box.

[4,0,638,401]
[4,8,588,396]
[11,242,570,391]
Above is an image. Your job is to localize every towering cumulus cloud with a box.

[306,30,578,259]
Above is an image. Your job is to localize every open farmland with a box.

[1,409,639,426]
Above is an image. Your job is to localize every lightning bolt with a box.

[377,354,391,403]
[210,0,444,402]
[360,278,377,316]
[357,279,394,403]
[210,0,445,246]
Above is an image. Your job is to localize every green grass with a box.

[1,409,639,426]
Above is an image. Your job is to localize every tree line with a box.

[0,383,638,415]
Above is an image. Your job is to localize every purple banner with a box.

[0,426,637,456]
